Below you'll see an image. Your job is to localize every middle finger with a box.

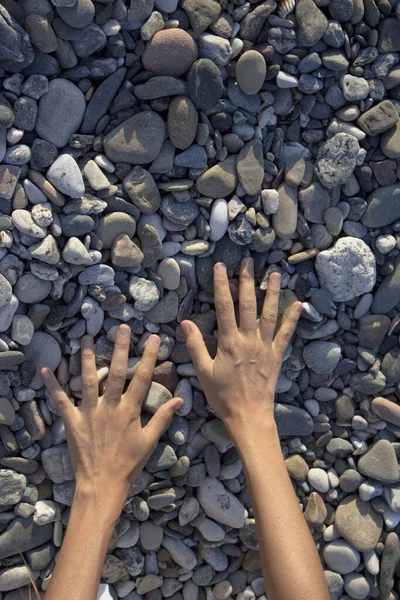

[104,325,130,403]
[239,258,257,333]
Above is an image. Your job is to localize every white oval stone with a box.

[323,540,360,574]
[210,198,229,242]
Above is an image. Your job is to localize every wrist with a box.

[224,407,276,441]
[73,479,128,524]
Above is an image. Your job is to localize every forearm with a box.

[226,415,329,600]
[45,485,126,600]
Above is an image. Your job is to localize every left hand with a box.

[41,326,183,500]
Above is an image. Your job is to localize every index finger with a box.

[125,335,160,412]
[213,263,237,341]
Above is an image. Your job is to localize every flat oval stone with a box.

[36,79,86,148]
[104,111,165,164]
[142,29,198,77]
[187,58,223,110]
[168,96,198,150]
[198,477,246,528]
[236,50,266,95]
[273,183,298,239]
[371,397,400,427]
[24,331,62,390]
[361,184,400,227]
[57,0,95,28]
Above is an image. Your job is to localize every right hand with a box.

[182,259,302,431]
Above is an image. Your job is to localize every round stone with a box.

[323,540,360,574]
[14,273,52,304]
[36,79,86,148]
[24,332,62,390]
[236,50,266,95]
[303,341,341,375]
[97,213,136,250]
[142,29,198,77]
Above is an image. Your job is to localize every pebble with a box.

[47,154,85,198]
[36,79,86,148]
[104,111,165,164]
[143,29,198,77]
[236,51,266,95]
[316,237,376,302]
[335,496,383,552]
[323,540,360,574]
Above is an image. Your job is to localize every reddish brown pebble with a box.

[142,29,198,77]
[288,248,319,264]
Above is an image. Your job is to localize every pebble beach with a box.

[0,0,400,598]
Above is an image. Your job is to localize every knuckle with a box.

[110,370,126,385]
[216,300,233,314]
[240,301,255,314]
[281,330,292,344]
[83,376,98,389]
[261,312,276,326]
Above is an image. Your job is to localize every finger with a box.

[144,397,184,442]
[80,335,98,407]
[181,321,213,377]
[273,301,303,358]
[126,335,159,409]
[259,272,281,342]
[41,368,74,424]
[239,258,257,333]
[213,263,237,339]
[104,324,130,403]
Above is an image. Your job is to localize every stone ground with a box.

[0,0,399,598]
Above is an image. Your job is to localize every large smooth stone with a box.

[103,111,165,164]
[36,79,86,148]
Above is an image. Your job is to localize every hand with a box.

[182,258,302,434]
[41,327,183,502]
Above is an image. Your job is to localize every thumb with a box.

[144,397,184,442]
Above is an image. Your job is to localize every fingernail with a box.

[242,257,253,272]
[173,398,184,411]
[181,321,191,334]
[215,262,226,273]
[81,335,92,347]
[296,302,303,313]
[270,272,281,281]
[148,335,160,346]
[119,324,130,336]
[41,368,50,380]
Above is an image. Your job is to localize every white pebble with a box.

[308,468,329,493]
[95,154,115,173]
[363,550,379,575]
